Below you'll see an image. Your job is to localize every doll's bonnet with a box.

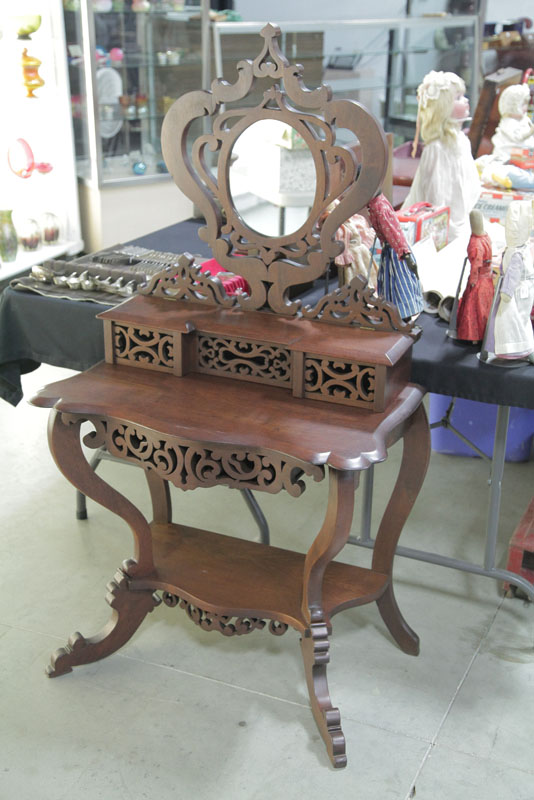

[505,200,533,248]
[498,84,530,118]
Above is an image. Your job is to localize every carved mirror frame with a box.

[159,23,415,336]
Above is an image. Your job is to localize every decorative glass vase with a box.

[18,217,41,251]
[0,210,18,262]
[40,212,60,244]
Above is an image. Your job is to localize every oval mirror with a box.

[228,120,317,238]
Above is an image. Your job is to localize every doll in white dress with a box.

[491,200,534,363]
[491,84,534,161]
[479,84,534,192]
[402,70,481,241]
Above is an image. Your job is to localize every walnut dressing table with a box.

[30,25,430,769]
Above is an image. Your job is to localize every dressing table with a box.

[30,25,430,769]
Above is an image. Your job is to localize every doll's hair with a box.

[498,84,530,118]
[416,70,466,145]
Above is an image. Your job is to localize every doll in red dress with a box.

[456,209,494,343]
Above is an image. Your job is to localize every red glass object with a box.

[7,138,53,178]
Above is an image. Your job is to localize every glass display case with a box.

[0,0,83,289]
[63,1,204,187]
[213,16,480,143]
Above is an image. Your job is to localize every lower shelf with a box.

[131,522,389,631]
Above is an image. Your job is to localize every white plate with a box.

[97,67,123,138]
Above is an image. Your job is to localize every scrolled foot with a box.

[300,621,347,769]
[46,570,160,678]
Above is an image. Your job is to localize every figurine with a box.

[491,84,534,162]
[456,209,494,343]
[367,193,424,321]
[21,48,44,98]
[477,84,534,191]
[322,200,378,288]
[489,201,534,363]
[402,70,480,241]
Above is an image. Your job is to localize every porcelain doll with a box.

[367,193,424,321]
[320,201,378,288]
[456,209,494,343]
[491,84,534,161]
[478,84,534,191]
[402,70,480,241]
[490,201,534,363]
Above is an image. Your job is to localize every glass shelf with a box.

[64,1,204,188]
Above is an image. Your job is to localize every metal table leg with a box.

[349,403,534,601]
[75,446,270,543]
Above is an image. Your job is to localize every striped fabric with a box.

[376,245,424,320]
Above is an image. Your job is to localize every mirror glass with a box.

[229,120,316,238]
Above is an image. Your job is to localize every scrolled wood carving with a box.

[161,23,388,317]
[197,334,291,385]
[78,415,324,496]
[161,592,289,636]
[302,273,419,337]
[138,252,236,307]
[114,324,175,369]
[304,357,375,405]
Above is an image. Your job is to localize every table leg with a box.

[372,403,430,655]
[300,468,357,768]
[484,405,510,571]
[145,469,172,524]
[48,410,155,577]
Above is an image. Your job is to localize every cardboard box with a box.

[475,187,531,224]
[396,202,450,251]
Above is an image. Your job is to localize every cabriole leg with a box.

[48,410,154,577]
[373,403,430,654]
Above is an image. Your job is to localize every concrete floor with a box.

[1,363,533,800]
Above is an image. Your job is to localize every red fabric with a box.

[367,193,411,258]
[457,233,494,342]
[199,258,250,296]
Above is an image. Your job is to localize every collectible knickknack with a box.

[30,24,430,769]
[403,70,480,241]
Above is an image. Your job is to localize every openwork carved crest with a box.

[159,23,399,324]
[75,415,325,496]
[197,334,292,385]
[161,591,289,636]
[138,253,235,307]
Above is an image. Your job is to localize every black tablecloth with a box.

[2,219,534,409]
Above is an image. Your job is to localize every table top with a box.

[31,361,424,472]
[2,219,534,410]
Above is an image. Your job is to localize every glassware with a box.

[22,48,45,98]
[18,218,41,251]
[40,212,60,245]
[0,210,19,262]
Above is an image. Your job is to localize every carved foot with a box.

[300,621,347,769]
[376,583,419,656]
[47,570,160,677]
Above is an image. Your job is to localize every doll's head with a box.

[416,70,467,145]
[504,200,532,248]
[498,84,531,120]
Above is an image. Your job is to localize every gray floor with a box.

[1,363,533,800]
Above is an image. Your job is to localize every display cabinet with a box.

[0,0,83,290]
[63,1,199,250]
[63,1,208,186]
